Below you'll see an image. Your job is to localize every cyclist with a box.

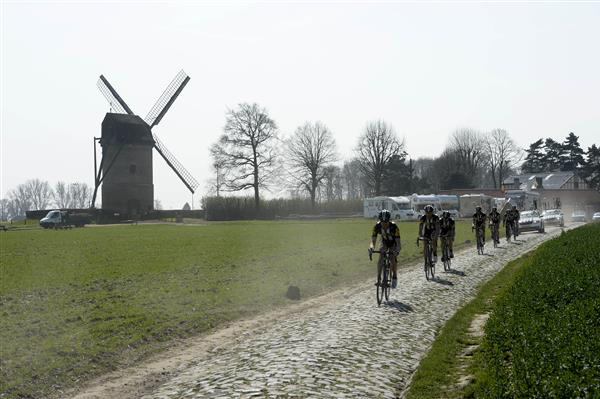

[512,205,520,237]
[439,211,455,259]
[503,205,520,241]
[472,206,487,246]
[369,210,401,289]
[418,205,440,263]
[489,206,501,244]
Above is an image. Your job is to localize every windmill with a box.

[92,70,199,216]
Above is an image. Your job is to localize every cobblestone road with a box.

[142,226,565,399]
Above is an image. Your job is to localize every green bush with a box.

[475,224,600,398]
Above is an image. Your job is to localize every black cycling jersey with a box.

[472,211,487,227]
[419,214,440,238]
[440,217,455,235]
[489,211,501,224]
[372,221,400,248]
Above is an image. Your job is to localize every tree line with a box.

[207,102,541,211]
[1,180,92,221]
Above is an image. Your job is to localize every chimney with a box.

[535,176,543,190]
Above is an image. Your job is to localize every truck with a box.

[410,194,441,216]
[504,190,540,211]
[459,194,493,217]
[363,196,417,220]
[39,210,93,229]
[436,195,460,218]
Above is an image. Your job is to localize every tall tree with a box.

[53,181,71,208]
[582,144,600,190]
[483,129,523,188]
[7,184,32,218]
[211,103,279,210]
[355,120,406,196]
[286,121,337,208]
[542,138,566,171]
[24,179,53,210]
[0,198,9,221]
[68,183,92,208]
[449,128,485,184]
[561,132,586,171]
[381,154,412,195]
[342,159,365,200]
[521,138,545,173]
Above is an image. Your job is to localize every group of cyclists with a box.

[368,204,522,289]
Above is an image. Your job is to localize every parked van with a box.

[363,196,417,220]
[436,195,460,218]
[505,190,540,211]
[459,194,493,217]
[410,194,441,216]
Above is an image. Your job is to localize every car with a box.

[592,212,600,222]
[571,211,586,222]
[541,209,564,227]
[518,210,545,233]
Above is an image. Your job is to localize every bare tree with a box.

[286,121,337,208]
[23,179,53,210]
[53,181,71,208]
[355,120,406,196]
[8,184,32,218]
[0,198,9,221]
[154,199,163,210]
[211,103,278,210]
[68,182,92,208]
[483,129,523,188]
[449,128,485,181]
[206,156,229,198]
[342,159,365,200]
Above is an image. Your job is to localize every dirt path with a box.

[68,225,568,399]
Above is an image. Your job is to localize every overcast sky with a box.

[2,1,599,208]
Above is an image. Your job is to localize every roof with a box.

[502,172,574,190]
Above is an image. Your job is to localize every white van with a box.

[363,196,417,220]
[410,194,441,216]
[459,194,493,217]
[436,195,460,218]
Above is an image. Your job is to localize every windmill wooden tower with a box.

[92,70,198,216]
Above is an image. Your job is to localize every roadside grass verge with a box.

[404,237,530,399]
[1,218,478,398]
[404,224,600,399]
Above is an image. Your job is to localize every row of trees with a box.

[208,102,530,211]
[1,180,92,221]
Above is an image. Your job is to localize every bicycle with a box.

[369,248,393,306]
[490,223,500,248]
[417,237,435,280]
[474,226,485,255]
[440,235,451,271]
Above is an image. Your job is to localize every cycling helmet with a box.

[425,205,434,213]
[442,211,450,218]
[378,209,391,222]
[492,207,497,212]
[512,205,517,210]
[475,205,482,212]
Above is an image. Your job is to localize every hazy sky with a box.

[2,1,599,208]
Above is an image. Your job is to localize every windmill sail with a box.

[97,75,134,115]
[153,134,199,194]
[145,70,190,129]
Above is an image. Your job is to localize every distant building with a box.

[502,171,589,191]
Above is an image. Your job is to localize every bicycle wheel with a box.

[384,263,391,302]
[443,244,450,271]
[425,243,432,281]
[430,252,435,279]
[376,263,384,306]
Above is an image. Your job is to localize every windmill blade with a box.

[97,75,134,115]
[145,70,190,129]
[153,134,199,194]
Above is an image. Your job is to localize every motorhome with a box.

[363,196,417,220]
[505,190,540,211]
[459,194,493,217]
[436,195,460,218]
[410,194,441,216]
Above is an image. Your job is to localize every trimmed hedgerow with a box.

[474,224,600,398]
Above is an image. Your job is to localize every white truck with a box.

[459,194,493,217]
[505,190,540,211]
[39,210,92,229]
[363,196,417,220]
[436,195,460,218]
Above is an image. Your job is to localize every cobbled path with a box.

[143,226,565,399]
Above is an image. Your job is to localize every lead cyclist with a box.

[369,210,401,289]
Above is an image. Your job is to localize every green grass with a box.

[405,224,600,399]
[0,218,477,398]
[404,238,529,399]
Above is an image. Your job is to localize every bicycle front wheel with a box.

[384,265,391,302]
[376,265,384,306]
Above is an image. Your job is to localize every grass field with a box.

[405,223,600,399]
[1,218,482,398]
